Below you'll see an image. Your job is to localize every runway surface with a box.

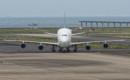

[0,53,130,80]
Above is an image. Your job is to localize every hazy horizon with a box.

[0,0,130,17]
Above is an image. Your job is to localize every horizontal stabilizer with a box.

[72,32,84,36]
[44,32,57,36]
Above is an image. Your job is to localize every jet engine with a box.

[21,43,26,48]
[103,44,109,48]
[86,45,91,50]
[38,45,44,50]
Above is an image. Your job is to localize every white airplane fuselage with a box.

[57,28,72,48]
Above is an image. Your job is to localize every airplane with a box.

[4,14,124,52]
[4,27,124,52]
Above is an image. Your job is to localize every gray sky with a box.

[0,0,130,17]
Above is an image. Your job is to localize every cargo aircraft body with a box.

[5,27,124,52]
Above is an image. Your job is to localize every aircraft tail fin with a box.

[64,12,66,28]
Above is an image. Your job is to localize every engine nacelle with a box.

[38,45,44,50]
[86,45,91,50]
[21,43,26,48]
[103,44,109,48]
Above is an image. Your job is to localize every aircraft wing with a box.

[71,40,125,46]
[4,40,58,46]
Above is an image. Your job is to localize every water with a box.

[0,17,130,28]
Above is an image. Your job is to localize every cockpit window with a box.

[62,34,67,36]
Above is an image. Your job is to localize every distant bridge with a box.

[79,21,130,28]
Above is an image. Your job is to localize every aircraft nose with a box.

[60,37,68,42]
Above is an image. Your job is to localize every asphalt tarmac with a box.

[0,52,130,80]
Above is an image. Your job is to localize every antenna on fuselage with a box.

[64,12,66,28]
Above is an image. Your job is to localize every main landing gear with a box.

[67,48,70,52]
[52,46,56,52]
[73,46,77,52]
[59,48,70,52]
[52,46,78,53]
[59,48,63,52]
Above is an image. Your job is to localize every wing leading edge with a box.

[4,40,58,46]
[71,40,125,46]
